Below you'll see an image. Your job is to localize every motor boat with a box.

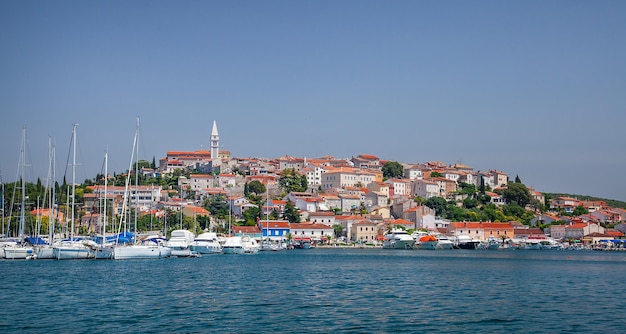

[190,232,223,254]
[166,230,196,257]
[416,235,438,250]
[382,229,415,249]
[223,235,260,254]
[455,235,481,249]
[435,235,454,250]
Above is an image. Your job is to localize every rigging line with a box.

[74,126,89,184]
[61,125,74,186]
[137,116,149,165]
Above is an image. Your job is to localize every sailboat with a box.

[52,124,94,260]
[32,137,57,259]
[113,118,171,260]
[260,187,280,251]
[2,127,35,260]
[91,150,114,259]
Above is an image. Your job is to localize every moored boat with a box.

[166,229,196,257]
[435,235,454,250]
[223,235,259,254]
[455,235,481,249]
[52,239,94,260]
[417,235,438,250]
[382,229,415,250]
[190,232,222,254]
[3,243,35,260]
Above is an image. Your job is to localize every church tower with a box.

[210,120,219,160]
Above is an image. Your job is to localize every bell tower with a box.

[210,120,219,160]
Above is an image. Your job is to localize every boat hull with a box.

[35,246,55,259]
[53,246,93,260]
[457,241,480,250]
[3,246,35,260]
[382,240,415,249]
[190,243,222,254]
[113,245,172,260]
[417,241,438,250]
[222,246,244,254]
[436,241,454,250]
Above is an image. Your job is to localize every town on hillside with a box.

[3,121,625,250]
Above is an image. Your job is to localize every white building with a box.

[321,167,378,190]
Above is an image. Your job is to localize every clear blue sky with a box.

[1,0,624,201]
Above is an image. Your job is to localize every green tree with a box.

[573,205,589,216]
[444,204,466,221]
[269,208,280,220]
[462,197,479,209]
[382,161,404,179]
[282,200,301,223]
[279,168,308,193]
[457,182,477,196]
[243,206,261,225]
[424,196,447,216]
[501,182,531,208]
[246,180,266,196]
[430,171,443,178]
[333,224,344,238]
[502,203,525,218]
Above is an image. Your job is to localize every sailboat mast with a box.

[266,185,269,241]
[103,150,108,241]
[116,119,138,245]
[70,123,77,241]
[44,136,55,243]
[134,117,139,235]
[50,142,56,243]
[1,172,4,237]
[19,127,26,240]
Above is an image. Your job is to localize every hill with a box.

[544,193,626,210]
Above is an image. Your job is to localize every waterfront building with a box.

[308,211,336,226]
[447,222,485,240]
[290,223,334,243]
[258,220,290,240]
[232,225,261,239]
[350,219,380,244]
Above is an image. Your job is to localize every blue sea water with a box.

[1,249,625,333]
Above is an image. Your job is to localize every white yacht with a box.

[222,236,260,254]
[435,235,454,250]
[166,230,196,257]
[190,232,222,254]
[52,239,94,260]
[382,229,415,250]
[113,236,172,260]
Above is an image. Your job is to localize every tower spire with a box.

[210,120,219,160]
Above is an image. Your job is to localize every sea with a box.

[1,248,625,333]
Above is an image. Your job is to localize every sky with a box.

[1,0,625,201]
